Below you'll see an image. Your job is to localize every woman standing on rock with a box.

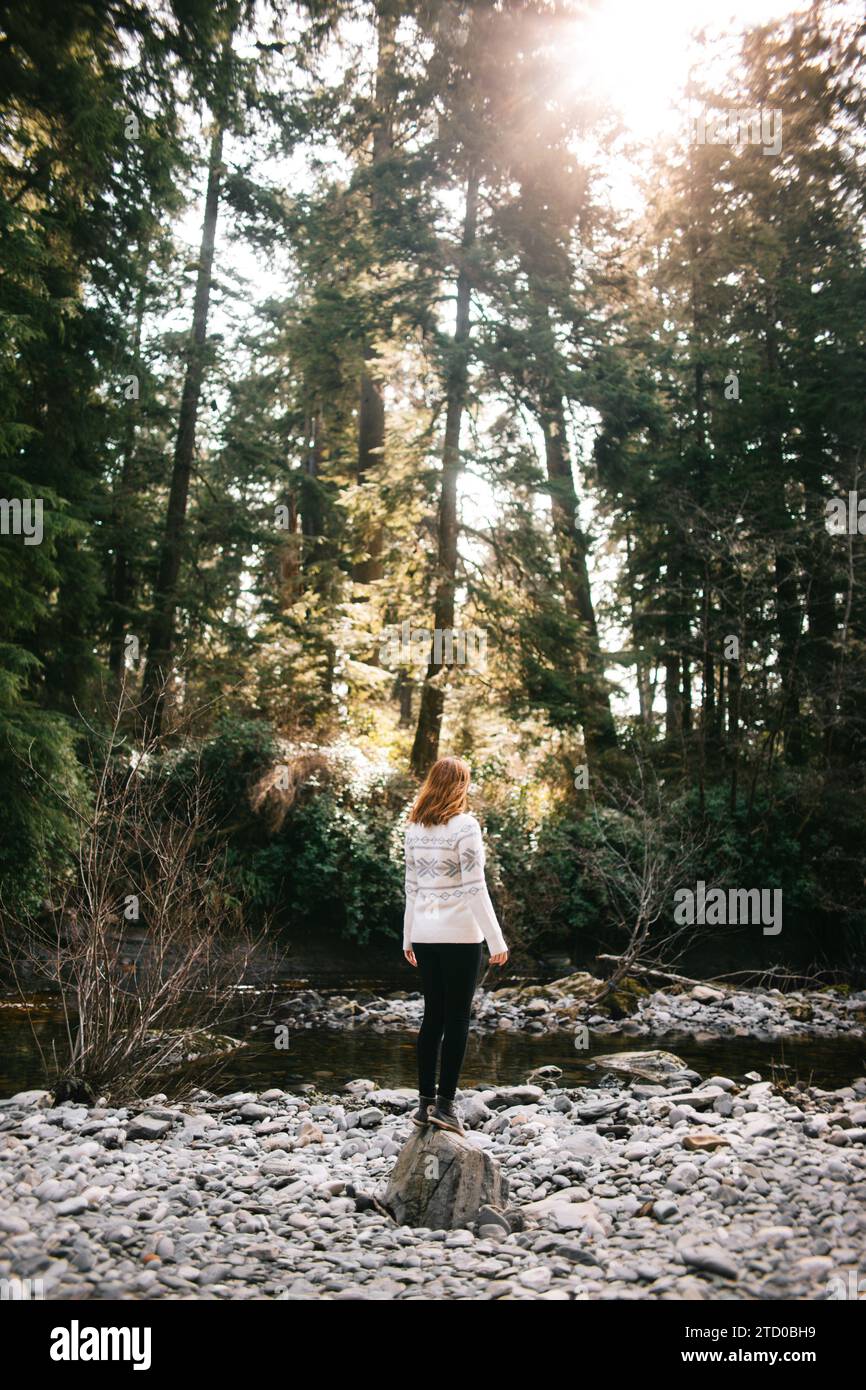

[403,756,509,1136]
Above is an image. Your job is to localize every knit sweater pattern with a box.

[403,812,508,954]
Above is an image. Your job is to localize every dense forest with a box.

[2,0,866,980]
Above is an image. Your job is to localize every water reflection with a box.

[1,989,863,1099]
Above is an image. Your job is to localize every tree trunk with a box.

[715,659,726,743]
[108,269,147,690]
[278,494,301,608]
[395,669,414,726]
[353,370,386,585]
[541,397,617,763]
[352,3,397,589]
[700,574,715,735]
[728,666,741,812]
[626,530,651,728]
[681,652,692,734]
[664,554,684,746]
[765,314,803,764]
[141,122,223,732]
[300,408,325,552]
[410,168,478,776]
[803,434,837,760]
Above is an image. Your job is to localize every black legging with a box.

[414,942,483,1102]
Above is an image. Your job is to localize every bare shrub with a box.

[0,682,273,1104]
[581,760,712,1005]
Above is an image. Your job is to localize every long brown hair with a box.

[408,756,471,827]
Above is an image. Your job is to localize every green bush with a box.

[0,686,86,915]
[484,800,599,955]
[137,723,866,972]
[157,722,406,943]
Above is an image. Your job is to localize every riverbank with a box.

[275,976,866,1042]
[2,1059,864,1301]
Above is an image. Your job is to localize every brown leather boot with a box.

[411,1094,436,1127]
[427,1095,465,1135]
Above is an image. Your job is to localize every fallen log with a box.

[595,956,716,990]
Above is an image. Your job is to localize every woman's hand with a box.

[404,949,417,967]
[489,950,509,966]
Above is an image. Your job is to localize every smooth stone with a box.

[678,1242,738,1279]
[9,1090,53,1108]
[126,1115,172,1141]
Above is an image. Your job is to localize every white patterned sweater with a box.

[403,812,508,953]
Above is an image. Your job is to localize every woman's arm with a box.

[403,835,417,951]
[460,818,508,956]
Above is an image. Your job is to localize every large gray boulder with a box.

[588,1050,692,1084]
[383,1127,506,1230]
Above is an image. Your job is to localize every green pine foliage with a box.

[1,1,865,974]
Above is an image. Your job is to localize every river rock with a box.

[588,1051,692,1084]
[481,1085,545,1108]
[126,1115,172,1141]
[1,1040,864,1303]
[476,1204,511,1232]
[682,1131,732,1151]
[459,1094,493,1128]
[558,1130,610,1157]
[526,1065,563,1087]
[0,1213,30,1234]
[8,1089,53,1108]
[383,1127,505,1229]
[678,1241,739,1279]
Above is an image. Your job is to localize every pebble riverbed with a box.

[2,1062,865,1301]
[274,978,866,1042]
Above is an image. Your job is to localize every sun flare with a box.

[568,0,799,137]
